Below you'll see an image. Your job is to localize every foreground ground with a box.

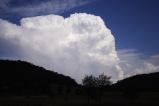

[0,92,159,106]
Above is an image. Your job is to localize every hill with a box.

[0,60,159,105]
[112,72,159,92]
[0,59,159,95]
[0,60,77,96]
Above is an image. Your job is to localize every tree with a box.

[82,73,112,103]
[82,75,97,87]
[82,75,97,103]
[82,73,112,87]
[96,73,112,87]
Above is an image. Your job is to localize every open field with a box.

[0,92,159,106]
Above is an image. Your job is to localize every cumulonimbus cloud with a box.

[0,13,159,83]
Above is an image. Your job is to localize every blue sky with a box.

[63,0,159,55]
[0,0,159,82]
[0,0,159,55]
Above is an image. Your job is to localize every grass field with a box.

[0,92,159,106]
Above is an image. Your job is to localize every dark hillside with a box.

[112,72,159,92]
[1,60,159,105]
[0,60,77,95]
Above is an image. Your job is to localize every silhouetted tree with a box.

[82,75,97,87]
[96,73,112,102]
[82,73,112,87]
[82,73,112,103]
[82,75,96,103]
[96,73,112,87]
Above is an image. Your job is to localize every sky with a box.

[0,0,159,83]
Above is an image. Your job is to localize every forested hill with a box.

[112,72,159,91]
[0,60,77,95]
[0,59,159,96]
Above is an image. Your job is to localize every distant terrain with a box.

[0,60,159,106]
[0,60,77,96]
[112,71,159,91]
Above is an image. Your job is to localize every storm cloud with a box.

[0,13,159,83]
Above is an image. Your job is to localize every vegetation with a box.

[82,73,112,103]
[0,60,77,96]
[0,60,159,105]
[82,73,112,87]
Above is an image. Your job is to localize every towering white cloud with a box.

[0,13,159,83]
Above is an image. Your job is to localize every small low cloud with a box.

[0,13,159,83]
[117,49,159,79]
